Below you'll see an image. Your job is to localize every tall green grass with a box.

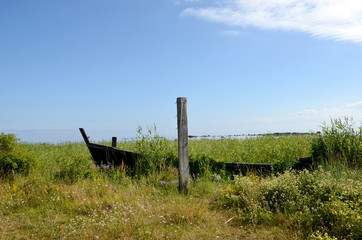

[119,127,313,175]
[1,119,361,239]
[189,135,312,164]
[312,117,362,167]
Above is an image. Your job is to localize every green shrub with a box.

[219,168,362,239]
[53,155,95,184]
[311,118,362,166]
[0,133,36,178]
[135,125,177,176]
[310,231,338,240]
[221,174,272,225]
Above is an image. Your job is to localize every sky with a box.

[1,0,362,142]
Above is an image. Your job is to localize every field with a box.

[0,119,361,239]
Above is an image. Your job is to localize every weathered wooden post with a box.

[112,137,117,148]
[177,97,189,194]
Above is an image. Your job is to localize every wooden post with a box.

[112,137,117,148]
[177,97,189,194]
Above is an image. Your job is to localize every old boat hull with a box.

[79,128,139,171]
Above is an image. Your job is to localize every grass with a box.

[188,135,312,164]
[1,118,361,239]
[219,167,362,239]
[116,134,312,165]
[0,173,299,239]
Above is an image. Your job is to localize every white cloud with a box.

[203,101,362,134]
[280,101,362,121]
[246,101,362,128]
[181,0,362,43]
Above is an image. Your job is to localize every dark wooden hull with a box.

[80,128,312,177]
[79,128,139,172]
[224,162,273,176]
[87,143,139,168]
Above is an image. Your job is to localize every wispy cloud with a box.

[240,101,362,129]
[278,101,362,121]
[181,0,362,43]
[208,101,362,134]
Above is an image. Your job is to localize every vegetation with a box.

[0,118,361,239]
[118,128,312,174]
[0,133,36,179]
[220,167,361,239]
[311,117,362,167]
[134,125,177,177]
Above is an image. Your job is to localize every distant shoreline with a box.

[2,129,318,144]
[188,132,317,139]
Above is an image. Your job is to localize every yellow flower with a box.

[11,185,18,193]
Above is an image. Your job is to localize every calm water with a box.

[1,129,311,144]
[1,129,138,143]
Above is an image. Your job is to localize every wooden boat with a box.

[79,128,139,171]
[80,128,280,176]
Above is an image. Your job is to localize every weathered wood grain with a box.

[177,97,190,194]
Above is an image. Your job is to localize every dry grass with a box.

[0,175,298,240]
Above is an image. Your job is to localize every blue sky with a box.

[1,0,362,142]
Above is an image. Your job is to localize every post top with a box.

[177,97,187,102]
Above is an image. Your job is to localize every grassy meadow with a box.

[1,119,361,239]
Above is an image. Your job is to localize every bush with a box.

[311,118,362,166]
[53,155,95,184]
[0,133,36,178]
[219,168,362,239]
[135,125,177,176]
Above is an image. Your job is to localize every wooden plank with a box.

[87,143,138,170]
[177,97,190,194]
[112,137,117,148]
[79,128,139,174]
[292,157,313,170]
[79,128,90,145]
